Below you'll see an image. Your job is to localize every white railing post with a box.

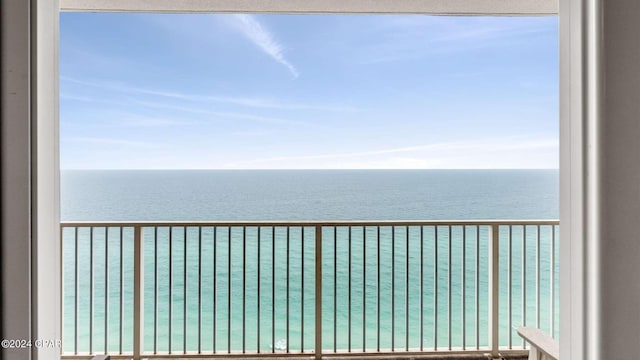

[315,225,323,360]
[133,226,144,360]
[489,224,500,359]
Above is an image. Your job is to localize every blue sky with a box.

[60,13,558,169]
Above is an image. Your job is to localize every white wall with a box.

[1,0,34,358]
[600,2,640,358]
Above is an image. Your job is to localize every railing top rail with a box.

[60,219,559,227]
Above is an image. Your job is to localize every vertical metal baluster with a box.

[420,226,424,351]
[119,227,124,355]
[132,226,144,360]
[462,226,466,350]
[154,228,158,354]
[434,226,439,350]
[348,226,352,352]
[198,227,202,354]
[271,226,276,353]
[242,226,246,354]
[74,227,78,355]
[523,225,529,344]
[363,226,366,353]
[301,227,305,352]
[272,227,275,354]
[169,228,173,354]
[213,227,217,353]
[183,227,187,354]
[490,225,500,359]
[536,225,541,329]
[376,226,381,353]
[286,227,290,353]
[334,227,337,353]
[314,225,323,360]
[258,227,261,353]
[551,226,556,338]
[228,227,231,354]
[90,227,94,354]
[105,227,109,353]
[508,226,513,349]
[448,226,452,350]
[405,226,409,351]
[475,226,479,350]
[391,226,395,351]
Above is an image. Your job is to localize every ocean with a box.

[61,169,559,354]
[62,169,558,221]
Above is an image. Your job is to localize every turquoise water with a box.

[61,169,559,354]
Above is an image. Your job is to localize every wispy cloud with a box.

[60,94,99,102]
[359,17,556,64]
[60,93,131,107]
[61,87,311,127]
[136,89,357,111]
[131,100,307,126]
[229,14,299,78]
[227,137,559,169]
[63,137,157,148]
[114,115,193,127]
[61,76,356,112]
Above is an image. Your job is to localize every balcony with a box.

[61,220,559,359]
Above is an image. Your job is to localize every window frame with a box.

[59,0,556,14]
[15,1,594,360]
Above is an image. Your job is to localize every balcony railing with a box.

[61,220,559,359]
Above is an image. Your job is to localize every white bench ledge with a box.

[517,327,559,360]
[90,355,110,360]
